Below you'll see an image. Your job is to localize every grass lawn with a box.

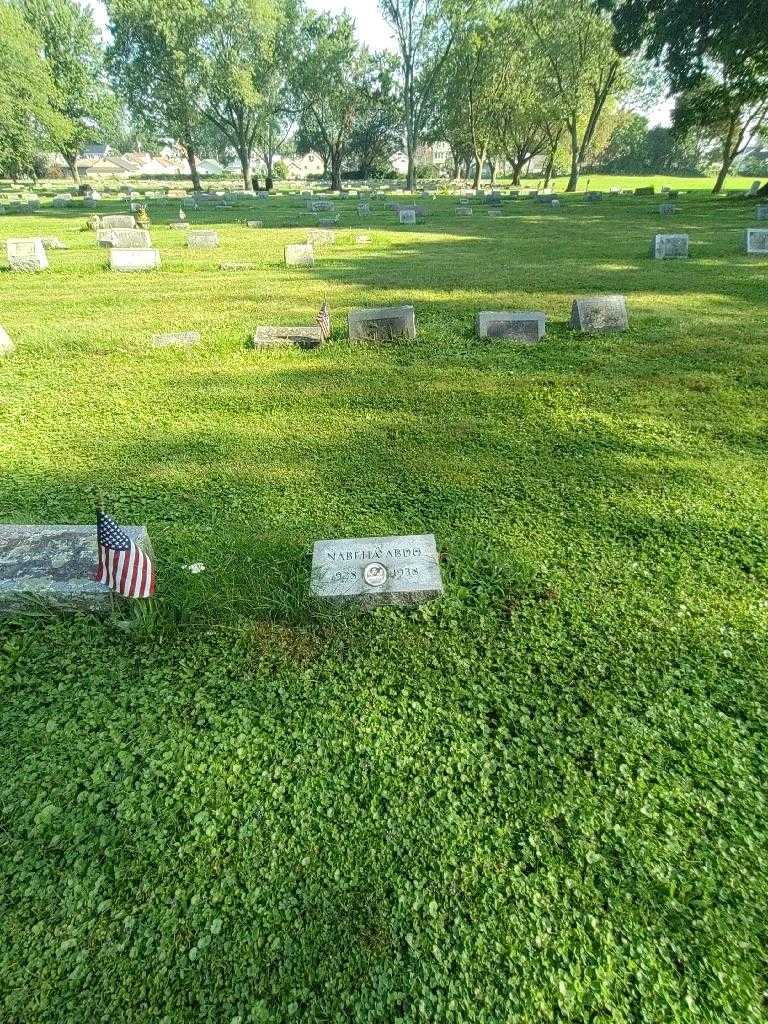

[1,182,767,1023]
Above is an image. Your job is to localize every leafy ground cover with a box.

[1,180,767,1023]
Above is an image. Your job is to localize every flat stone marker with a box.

[745,228,768,255]
[6,238,48,271]
[488,208,502,218]
[570,295,628,332]
[110,248,161,271]
[187,230,219,249]
[110,228,152,249]
[251,326,322,350]
[634,186,655,196]
[357,204,370,216]
[659,203,678,215]
[41,237,67,250]
[0,524,152,613]
[310,534,443,606]
[285,243,314,267]
[476,311,546,342]
[455,206,473,217]
[100,214,136,230]
[756,205,768,221]
[247,220,263,228]
[652,233,689,259]
[399,209,416,224]
[348,305,416,342]
[307,229,335,246]
[318,217,339,227]
[169,222,189,230]
[586,191,604,201]
[0,326,14,356]
[152,331,200,348]
[220,261,257,271]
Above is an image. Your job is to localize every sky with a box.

[90,0,672,125]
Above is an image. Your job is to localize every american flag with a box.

[95,511,155,599]
[317,301,331,340]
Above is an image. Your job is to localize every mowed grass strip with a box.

[1,182,767,1023]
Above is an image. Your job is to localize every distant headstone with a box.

[756,205,768,221]
[0,326,14,356]
[110,248,161,271]
[100,214,136,230]
[187,230,219,249]
[169,222,190,230]
[348,305,416,341]
[745,228,768,255]
[634,186,655,196]
[399,209,416,224]
[251,326,322,350]
[659,203,678,216]
[219,261,256,271]
[455,206,473,217]
[570,295,628,332]
[6,238,48,272]
[586,191,604,201]
[310,533,443,606]
[476,311,546,342]
[52,194,73,207]
[318,217,339,227]
[247,220,263,228]
[307,229,335,246]
[110,228,152,249]
[152,331,200,348]
[652,233,689,259]
[41,237,67,250]
[0,524,152,613]
[488,208,502,218]
[355,234,371,245]
[357,203,370,216]
[747,181,762,196]
[285,243,314,267]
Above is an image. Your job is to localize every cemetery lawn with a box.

[2,184,768,1024]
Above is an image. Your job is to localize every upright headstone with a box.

[100,214,137,230]
[455,206,473,217]
[251,326,323,349]
[652,233,689,259]
[570,296,628,332]
[285,243,314,267]
[756,205,768,221]
[0,326,15,356]
[399,209,416,224]
[745,229,768,255]
[109,228,152,249]
[6,238,48,272]
[659,203,678,216]
[634,186,655,196]
[246,220,263,228]
[357,203,370,216]
[476,311,546,342]
[310,534,443,606]
[110,248,161,271]
[348,305,416,341]
[187,230,219,249]
[0,525,153,613]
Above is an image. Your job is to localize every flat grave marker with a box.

[251,326,323,350]
[746,228,768,255]
[152,331,200,348]
[110,248,161,271]
[348,305,416,342]
[570,295,628,332]
[0,524,152,613]
[476,311,546,342]
[310,533,443,606]
[0,326,15,356]
[399,209,417,224]
[187,230,219,249]
[6,238,48,272]
[652,233,689,259]
[307,229,335,246]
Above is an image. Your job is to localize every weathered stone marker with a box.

[476,311,546,342]
[659,203,678,216]
[251,326,323,349]
[41,237,67,250]
[399,209,416,224]
[570,295,628,332]
[355,234,371,245]
[285,243,314,267]
[307,229,335,246]
[0,326,15,356]
[188,230,219,249]
[756,206,768,221]
[0,524,152,613]
[152,331,200,348]
[110,248,161,271]
[6,238,48,272]
[652,233,689,259]
[310,533,443,606]
[348,305,416,341]
[634,186,655,196]
[745,228,768,255]
[169,222,190,231]
[109,228,152,249]
[455,206,473,217]
[100,214,137,230]
[246,220,263,228]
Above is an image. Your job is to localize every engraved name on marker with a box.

[310,534,443,605]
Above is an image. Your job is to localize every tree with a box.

[201,0,288,191]
[379,0,467,191]
[673,74,768,193]
[522,0,629,192]
[107,0,208,190]
[289,12,378,191]
[0,2,65,177]
[18,0,117,187]
[347,54,401,178]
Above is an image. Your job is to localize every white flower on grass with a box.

[184,563,206,574]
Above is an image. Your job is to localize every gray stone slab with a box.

[169,222,190,230]
[247,220,263,228]
[41,237,67,250]
[110,248,161,271]
[285,243,314,267]
[152,331,200,348]
[756,205,768,221]
[219,261,257,271]
[355,234,371,245]
[307,229,335,246]
[6,238,48,271]
[100,215,136,230]
[476,311,546,342]
[0,524,152,613]
[399,209,416,224]
[310,533,443,606]
[746,228,768,255]
[570,295,628,332]
[652,233,689,259]
[455,206,473,217]
[348,305,416,342]
[0,325,14,355]
[187,230,219,249]
[110,228,152,249]
[659,203,679,216]
[251,326,323,350]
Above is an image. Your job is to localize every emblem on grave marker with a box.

[363,562,388,587]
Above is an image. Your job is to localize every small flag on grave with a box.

[317,301,331,340]
[95,510,155,599]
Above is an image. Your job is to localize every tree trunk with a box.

[712,118,738,194]
[452,155,460,179]
[64,153,81,186]
[542,152,555,189]
[238,144,253,190]
[330,147,343,191]
[511,155,526,185]
[565,120,580,192]
[186,140,202,191]
[406,143,416,191]
[489,158,497,186]
[472,145,486,190]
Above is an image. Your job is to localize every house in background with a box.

[78,154,141,178]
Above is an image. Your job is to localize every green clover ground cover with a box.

[1,181,767,1022]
